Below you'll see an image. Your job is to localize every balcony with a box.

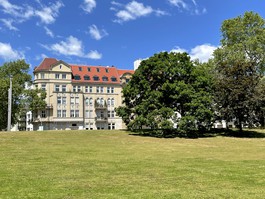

[95,117,108,122]
[94,101,107,109]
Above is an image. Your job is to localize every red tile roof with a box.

[117,69,134,77]
[71,65,120,84]
[34,58,58,72]
[34,58,134,84]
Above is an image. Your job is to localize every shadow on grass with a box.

[128,128,265,139]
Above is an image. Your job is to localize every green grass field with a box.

[0,130,264,199]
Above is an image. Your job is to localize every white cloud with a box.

[168,0,206,15]
[0,18,18,31]
[35,1,64,24]
[170,44,217,62]
[44,26,54,38]
[112,1,167,23]
[0,42,24,61]
[0,0,63,31]
[43,36,102,60]
[168,0,188,9]
[86,50,102,59]
[171,46,187,53]
[81,0,96,13]
[88,25,108,40]
[189,44,217,62]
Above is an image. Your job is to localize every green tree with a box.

[0,60,46,130]
[116,52,214,136]
[213,12,265,131]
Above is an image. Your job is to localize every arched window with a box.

[107,98,111,106]
[111,98,115,106]
[93,76,99,81]
[84,75,90,80]
[74,75,81,80]
[89,97,93,106]
[102,76,108,81]
[111,76,117,82]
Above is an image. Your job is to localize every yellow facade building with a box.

[33,58,134,131]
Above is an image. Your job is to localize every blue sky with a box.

[0,0,264,73]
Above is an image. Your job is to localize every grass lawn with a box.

[0,130,264,199]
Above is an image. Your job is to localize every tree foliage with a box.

[116,52,214,136]
[0,60,46,130]
[213,12,265,131]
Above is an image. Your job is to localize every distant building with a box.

[32,58,134,131]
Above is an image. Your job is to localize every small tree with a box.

[0,60,31,130]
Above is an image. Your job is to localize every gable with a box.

[50,61,72,73]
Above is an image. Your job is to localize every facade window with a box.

[41,84,46,91]
[111,98,115,106]
[89,97,93,106]
[57,96,62,104]
[62,85,66,92]
[89,86,93,92]
[70,110,75,117]
[57,110,62,117]
[55,73,60,79]
[75,110,79,117]
[70,97,74,104]
[96,68,100,72]
[85,110,92,118]
[62,110,66,117]
[70,97,79,104]
[75,97,79,104]
[111,77,117,82]
[85,86,92,93]
[107,98,111,106]
[62,97,66,105]
[108,123,115,130]
[105,68,109,73]
[74,75,81,80]
[55,85,60,92]
[41,73,45,79]
[73,85,81,92]
[79,67,82,71]
[85,98,89,106]
[102,76,108,81]
[108,111,115,118]
[93,76,99,81]
[62,74,66,79]
[85,110,89,118]
[87,67,91,72]
[107,87,114,93]
[41,110,46,118]
[96,86,103,93]
[84,75,90,80]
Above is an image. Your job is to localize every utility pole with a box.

[7,76,12,131]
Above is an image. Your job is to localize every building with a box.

[33,58,134,131]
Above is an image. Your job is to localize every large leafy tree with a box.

[213,12,265,131]
[116,52,214,136]
[0,60,46,130]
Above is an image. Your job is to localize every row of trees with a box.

[116,12,265,136]
[0,60,46,131]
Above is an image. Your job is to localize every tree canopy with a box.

[116,52,214,137]
[0,60,46,130]
[213,11,265,131]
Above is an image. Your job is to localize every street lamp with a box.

[7,75,12,131]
